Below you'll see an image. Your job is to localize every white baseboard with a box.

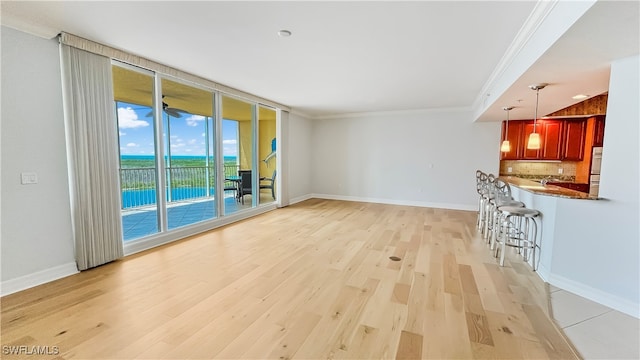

[548,272,640,319]
[289,193,313,205]
[312,193,477,211]
[1,262,78,297]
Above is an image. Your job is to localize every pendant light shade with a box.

[527,132,541,150]
[527,83,548,150]
[500,140,511,152]
[500,106,514,153]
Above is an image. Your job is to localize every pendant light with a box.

[500,106,514,152]
[527,83,547,150]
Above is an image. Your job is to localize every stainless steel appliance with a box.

[589,147,603,196]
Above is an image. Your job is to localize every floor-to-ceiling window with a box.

[113,62,278,244]
[258,105,277,204]
[160,77,217,230]
[113,64,161,241]
[222,94,256,214]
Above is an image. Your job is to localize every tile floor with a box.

[549,285,640,359]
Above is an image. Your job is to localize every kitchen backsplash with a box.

[499,160,577,181]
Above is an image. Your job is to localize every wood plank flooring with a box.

[1,199,579,359]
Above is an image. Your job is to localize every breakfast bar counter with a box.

[500,176,599,200]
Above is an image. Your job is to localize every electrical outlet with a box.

[21,172,38,184]
[507,167,512,173]
[558,168,564,174]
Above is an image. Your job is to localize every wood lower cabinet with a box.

[547,182,590,193]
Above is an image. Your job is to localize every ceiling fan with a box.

[146,95,188,118]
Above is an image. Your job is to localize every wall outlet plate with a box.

[21,172,38,184]
[507,167,512,173]
[558,168,564,174]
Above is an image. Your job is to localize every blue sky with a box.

[117,102,238,157]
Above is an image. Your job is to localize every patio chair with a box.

[260,170,276,199]
[239,170,252,204]
[223,179,238,200]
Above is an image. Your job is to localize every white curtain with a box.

[60,44,124,270]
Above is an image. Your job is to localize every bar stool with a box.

[478,173,496,236]
[489,196,525,250]
[494,205,541,270]
[484,178,515,240]
[475,171,489,230]
[484,178,525,246]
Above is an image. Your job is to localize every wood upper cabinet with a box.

[499,119,585,160]
[500,121,523,160]
[540,120,562,160]
[593,115,606,147]
[562,119,586,160]
[522,121,540,159]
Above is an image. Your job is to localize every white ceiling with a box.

[1,1,638,120]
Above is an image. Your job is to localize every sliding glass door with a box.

[258,105,277,205]
[113,64,161,241]
[222,94,256,214]
[113,61,279,244]
[160,78,217,229]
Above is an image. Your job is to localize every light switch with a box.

[21,172,38,184]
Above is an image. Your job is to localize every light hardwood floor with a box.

[1,199,579,359]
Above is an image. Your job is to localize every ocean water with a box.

[122,187,217,208]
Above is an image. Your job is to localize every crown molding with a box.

[472,0,560,114]
[311,106,472,120]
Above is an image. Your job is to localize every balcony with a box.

[120,164,252,241]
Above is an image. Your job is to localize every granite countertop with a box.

[500,176,600,200]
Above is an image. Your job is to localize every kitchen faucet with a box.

[540,175,554,186]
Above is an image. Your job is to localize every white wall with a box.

[550,55,640,316]
[310,109,500,210]
[1,27,77,293]
[288,111,313,203]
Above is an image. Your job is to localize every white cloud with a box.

[118,107,149,129]
[188,139,197,145]
[223,146,237,156]
[201,133,206,137]
[126,142,138,147]
[185,149,193,152]
[171,143,185,148]
[119,131,126,136]
[186,115,205,127]
[223,139,237,145]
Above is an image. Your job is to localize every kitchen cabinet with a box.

[500,118,587,161]
[593,115,606,147]
[519,119,562,160]
[500,121,523,160]
[562,119,586,160]
[522,121,540,159]
[541,120,562,160]
[547,181,590,193]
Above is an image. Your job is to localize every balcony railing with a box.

[120,164,240,210]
